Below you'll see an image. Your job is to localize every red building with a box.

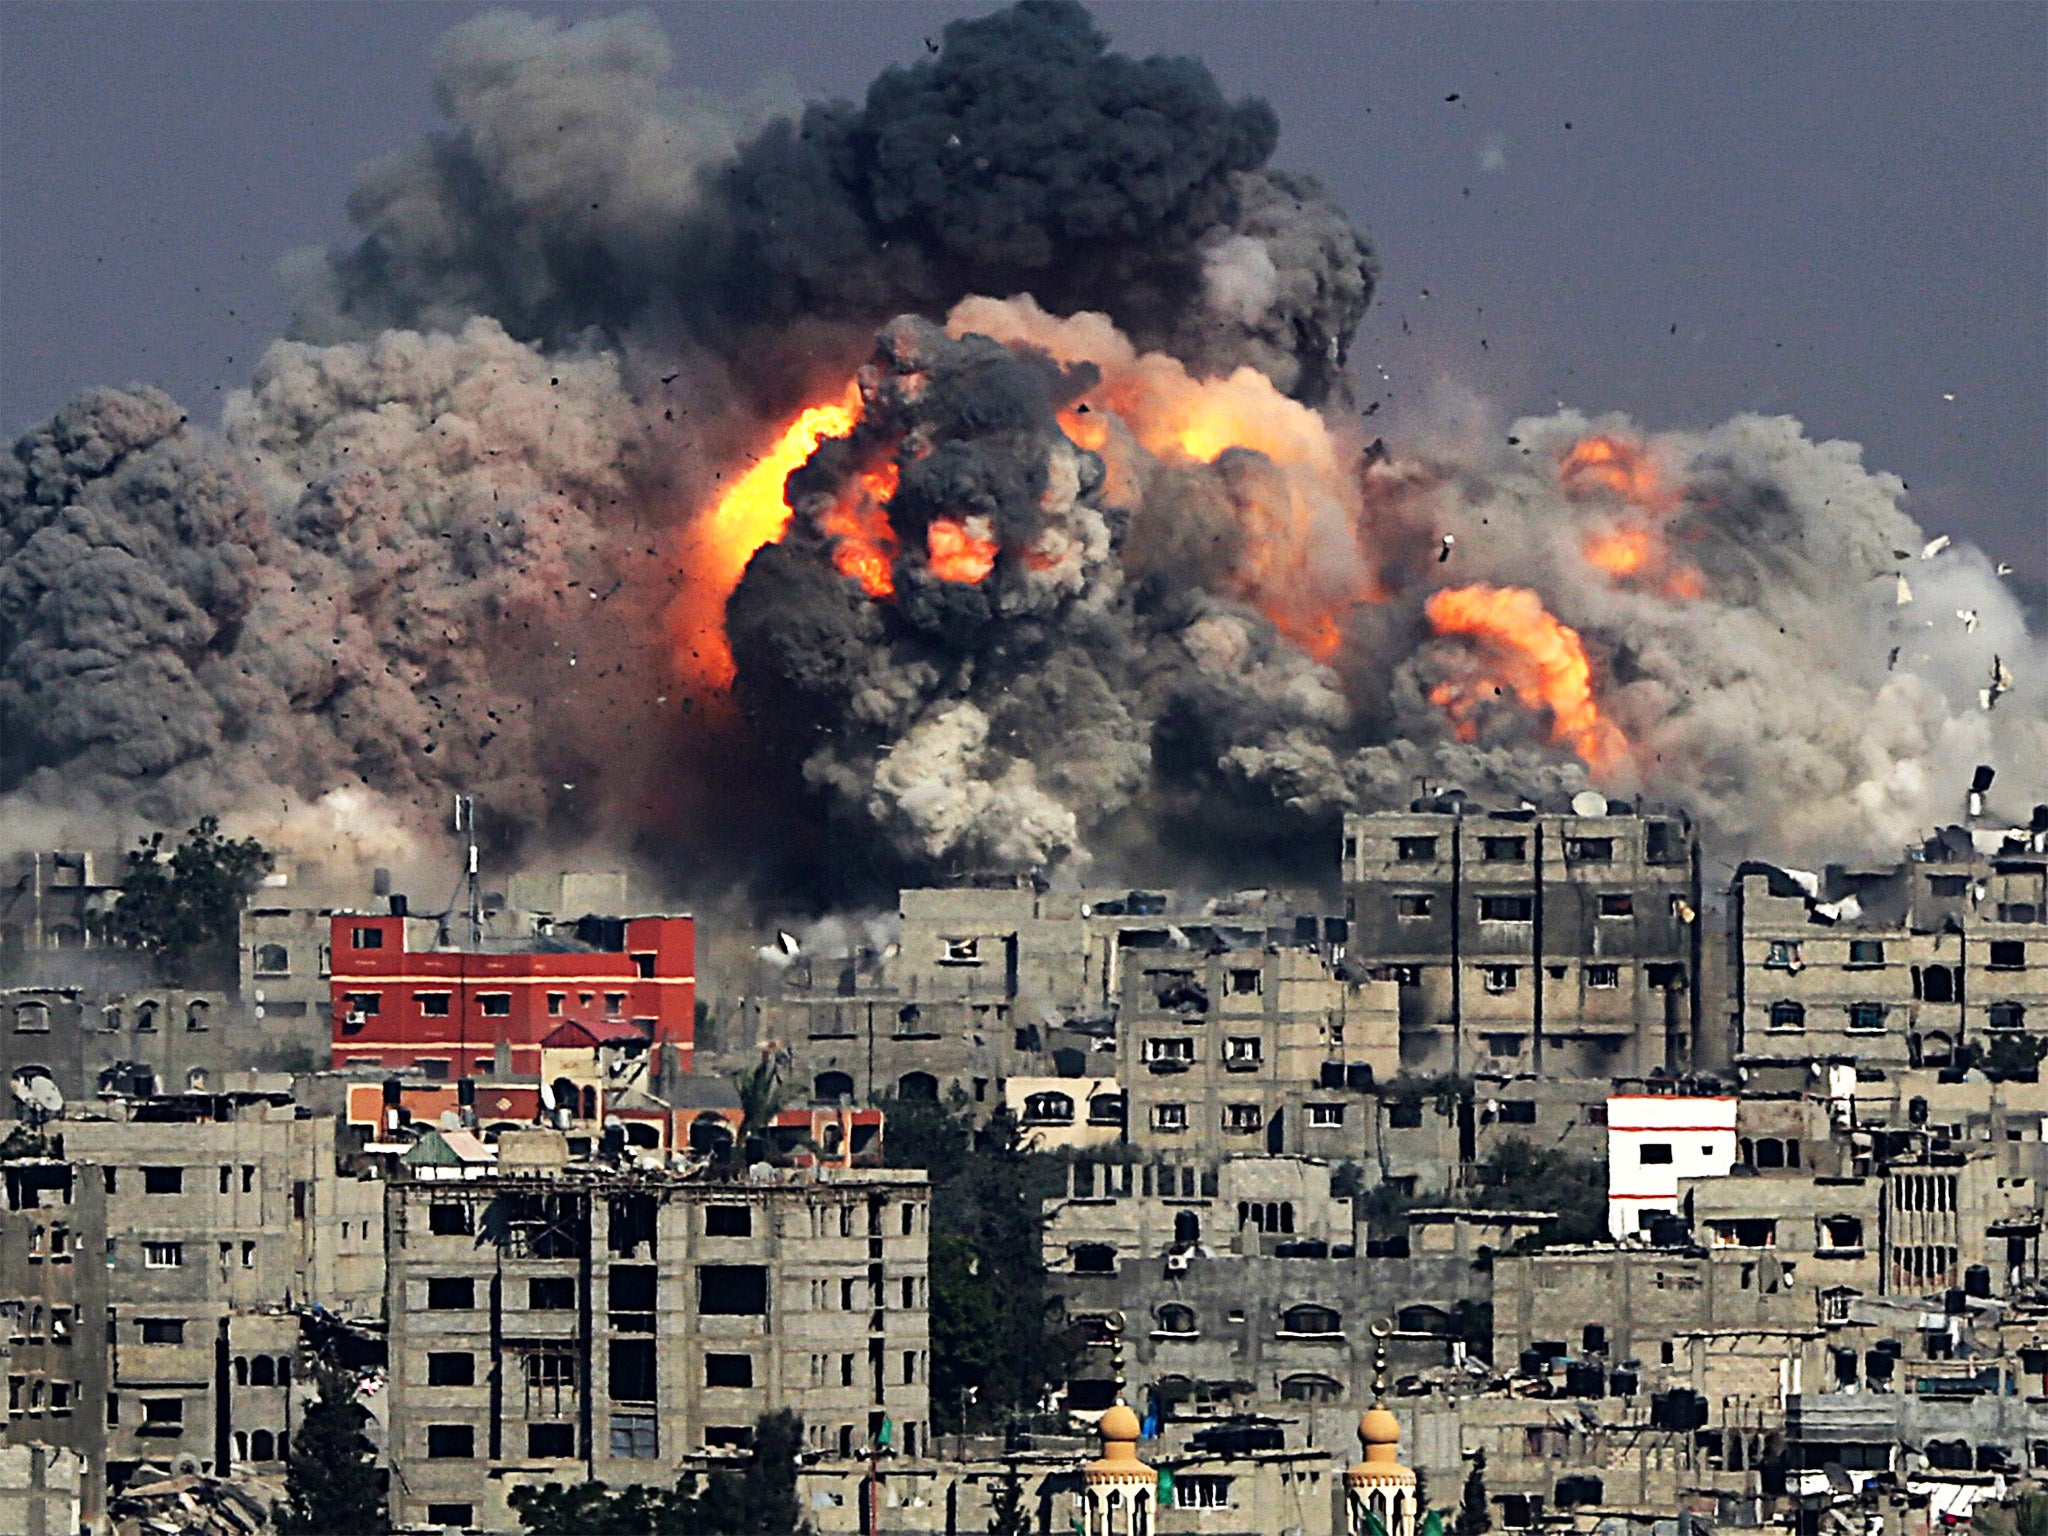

[328,911,694,1078]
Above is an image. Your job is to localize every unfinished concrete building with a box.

[1342,797,1701,1080]
[384,1157,930,1533]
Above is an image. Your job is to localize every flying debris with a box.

[1942,393,1956,403]
[1957,609,1980,633]
[1438,534,1456,563]
[1887,647,1900,670]
[1921,535,1951,560]
[1998,562,2014,576]
[1969,765,1996,819]
[1895,573,1914,605]
[1981,655,2014,711]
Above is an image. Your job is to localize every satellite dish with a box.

[539,1080,556,1111]
[1571,790,1608,818]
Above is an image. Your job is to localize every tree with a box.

[1454,1449,1491,1536]
[280,1355,386,1536]
[1979,1033,2048,1084]
[99,817,272,981]
[888,1102,1072,1431]
[1475,1137,1608,1248]
[986,1463,1032,1536]
[730,1050,794,1164]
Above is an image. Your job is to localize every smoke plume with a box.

[2,1,2039,902]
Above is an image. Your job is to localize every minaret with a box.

[1081,1401,1155,1536]
[1347,1323,1418,1536]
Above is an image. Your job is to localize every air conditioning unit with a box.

[1165,1251,1190,1273]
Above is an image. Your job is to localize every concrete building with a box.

[1342,797,1701,1080]
[383,1158,930,1533]
[0,851,124,960]
[58,1096,383,1494]
[1730,828,2048,1071]
[1605,1095,1738,1239]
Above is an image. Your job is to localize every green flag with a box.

[876,1417,893,1450]
[1157,1466,1175,1505]
[1365,1508,1390,1536]
[1423,1510,1446,1536]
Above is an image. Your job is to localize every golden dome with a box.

[1085,1401,1152,1485]
[1360,1405,1401,1453]
[1099,1403,1142,1443]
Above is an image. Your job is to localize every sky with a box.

[3,1,2043,573]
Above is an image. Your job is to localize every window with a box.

[1152,1103,1188,1131]
[427,1506,474,1530]
[11,1000,50,1034]
[1482,836,1526,861]
[1281,1304,1340,1335]
[350,925,386,950]
[1307,1103,1345,1128]
[1639,1142,1674,1165]
[698,1265,768,1315]
[1022,1092,1075,1125]
[1930,875,1970,898]
[610,1340,657,1402]
[1990,1002,2027,1031]
[142,1166,184,1195]
[942,937,980,964]
[605,993,626,1016]
[1848,939,1886,967]
[1990,941,2026,970]
[478,993,511,1017]
[138,1319,184,1344]
[1177,1475,1233,1509]
[427,1353,474,1387]
[1144,1037,1195,1064]
[1395,894,1434,919]
[253,944,290,976]
[341,992,380,1022]
[1646,962,1686,989]
[428,1203,472,1236]
[1498,1100,1537,1125]
[1480,896,1533,922]
[185,999,210,1031]
[1396,835,1438,861]
[1087,1093,1125,1126]
[1819,1215,1865,1252]
[633,953,657,978]
[1156,1304,1196,1336]
[1281,1373,1343,1401]
[528,1277,576,1310]
[1769,1000,1806,1031]
[416,992,451,1017]
[426,1278,475,1310]
[1598,892,1635,917]
[426,1424,474,1459]
[1586,964,1620,989]
[1070,1244,1117,1275]
[1224,1036,1263,1065]
[143,1242,183,1269]
[1224,1103,1263,1132]
[1483,966,1518,994]
[610,1413,658,1459]
[2000,904,2040,924]
[1229,968,1262,996]
[528,1423,576,1458]
[1848,1002,1887,1032]
[1387,1102,1424,1129]
[141,1397,184,1431]
[135,1000,159,1031]
[547,992,566,1016]
[705,1205,752,1237]
[1567,837,1615,862]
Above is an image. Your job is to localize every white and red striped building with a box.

[1605,1093,1739,1239]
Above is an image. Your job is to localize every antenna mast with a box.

[454,794,481,949]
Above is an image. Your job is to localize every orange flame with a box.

[1583,525,1651,578]
[823,462,901,598]
[1561,434,1664,507]
[1425,584,1628,772]
[927,517,999,583]
[672,384,862,690]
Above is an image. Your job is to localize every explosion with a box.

[2,1,2041,896]
[672,386,862,690]
[1425,585,1630,774]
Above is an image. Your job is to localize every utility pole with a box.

[453,794,481,950]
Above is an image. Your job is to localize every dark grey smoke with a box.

[300,0,1375,407]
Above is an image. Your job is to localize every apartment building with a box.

[59,1099,383,1492]
[1731,830,2048,1070]
[384,1158,930,1533]
[1342,797,1701,1079]
[328,908,696,1079]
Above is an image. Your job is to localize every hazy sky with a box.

[4,1,2042,571]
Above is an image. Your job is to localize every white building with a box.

[1606,1094,1738,1238]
